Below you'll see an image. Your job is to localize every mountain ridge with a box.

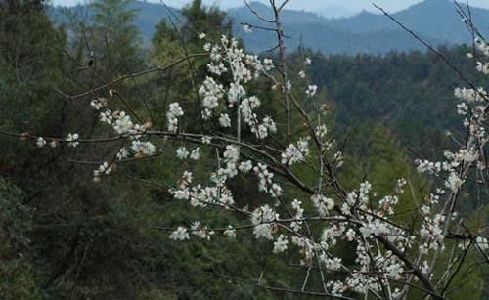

[50,0,489,54]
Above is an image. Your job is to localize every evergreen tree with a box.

[89,0,143,77]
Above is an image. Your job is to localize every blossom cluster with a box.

[24,25,489,298]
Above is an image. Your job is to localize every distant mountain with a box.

[329,0,489,41]
[319,5,355,19]
[230,0,489,54]
[50,0,489,55]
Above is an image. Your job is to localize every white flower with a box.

[113,113,133,135]
[476,236,489,250]
[228,82,245,106]
[201,136,211,144]
[263,59,274,70]
[290,199,304,232]
[199,32,206,39]
[99,110,112,124]
[66,133,79,148]
[270,183,282,197]
[298,70,306,78]
[422,260,430,275]
[98,161,112,175]
[253,163,274,193]
[36,137,46,148]
[457,103,468,115]
[167,103,184,132]
[345,229,356,241]
[386,262,404,280]
[316,125,328,139]
[116,148,129,160]
[176,147,189,160]
[445,172,464,192]
[282,144,303,165]
[191,221,215,240]
[181,171,193,187]
[168,102,185,117]
[239,160,253,173]
[476,62,489,74]
[453,87,485,103]
[304,57,312,65]
[203,42,211,52]
[273,235,289,253]
[281,138,309,165]
[190,148,201,160]
[131,141,156,156]
[330,280,345,296]
[219,113,231,128]
[243,24,253,33]
[172,188,190,200]
[90,97,107,110]
[251,204,278,239]
[223,226,236,239]
[248,115,276,140]
[311,194,334,217]
[199,77,224,118]
[394,178,407,194]
[221,145,240,178]
[306,85,318,97]
[169,227,190,241]
[322,256,342,271]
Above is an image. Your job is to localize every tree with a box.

[89,0,143,77]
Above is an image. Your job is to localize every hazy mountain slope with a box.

[51,0,489,54]
[329,0,489,43]
[319,5,355,19]
[229,1,446,54]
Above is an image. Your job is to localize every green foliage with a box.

[340,126,427,222]
[0,178,41,299]
[0,8,67,133]
[299,47,481,158]
[89,0,144,76]
[181,0,231,44]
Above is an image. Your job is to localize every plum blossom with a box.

[131,141,156,156]
[251,204,278,239]
[219,113,231,128]
[167,103,184,132]
[273,235,289,253]
[223,226,236,239]
[190,148,201,160]
[113,112,133,135]
[306,85,318,97]
[36,137,46,148]
[176,147,189,160]
[66,133,79,148]
[170,227,190,241]
[311,194,334,217]
[445,172,464,192]
[243,24,253,33]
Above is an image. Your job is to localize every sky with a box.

[52,0,489,18]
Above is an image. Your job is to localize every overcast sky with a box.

[52,0,489,17]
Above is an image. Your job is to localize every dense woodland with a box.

[1,0,489,299]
